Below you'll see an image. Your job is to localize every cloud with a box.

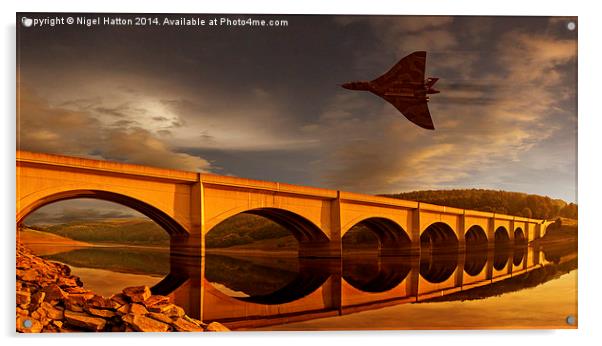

[161,93,319,151]
[101,127,212,171]
[17,88,212,172]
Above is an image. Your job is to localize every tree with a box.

[521,207,533,218]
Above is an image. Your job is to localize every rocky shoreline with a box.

[16,244,229,333]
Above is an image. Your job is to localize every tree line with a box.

[383,189,577,220]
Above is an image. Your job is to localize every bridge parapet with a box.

[494,213,515,221]
[339,191,418,209]
[419,202,464,215]
[17,150,199,183]
[200,173,337,199]
[464,209,495,218]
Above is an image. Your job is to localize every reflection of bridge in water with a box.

[16,151,568,328]
[157,244,576,329]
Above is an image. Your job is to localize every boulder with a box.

[20,269,39,282]
[206,321,230,332]
[147,303,175,313]
[143,295,170,308]
[64,286,89,294]
[64,299,85,313]
[116,304,130,315]
[86,295,114,309]
[42,284,68,302]
[16,290,31,306]
[30,290,46,309]
[16,307,29,317]
[171,317,204,332]
[30,308,45,321]
[110,293,128,306]
[122,313,170,332]
[165,305,185,318]
[129,303,148,315]
[85,306,116,318]
[52,320,63,328]
[147,312,173,324]
[40,302,64,320]
[68,292,95,304]
[58,276,82,288]
[122,286,151,303]
[64,310,106,331]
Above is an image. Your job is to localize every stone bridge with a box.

[16,150,552,258]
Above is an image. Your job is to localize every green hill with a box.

[25,218,170,246]
[383,189,577,220]
[205,213,291,248]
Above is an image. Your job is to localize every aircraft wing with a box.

[383,96,435,130]
[372,51,426,86]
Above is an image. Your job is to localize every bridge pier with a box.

[455,250,465,288]
[298,194,343,258]
[406,256,420,299]
[458,214,467,252]
[410,208,422,256]
[170,233,203,257]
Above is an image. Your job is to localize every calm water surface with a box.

[28,242,577,330]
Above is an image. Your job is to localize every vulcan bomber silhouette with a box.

[341,51,439,130]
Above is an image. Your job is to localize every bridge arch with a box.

[342,217,411,256]
[204,207,330,255]
[17,189,189,236]
[514,227,526,246]
[420,222,459,251]
[465,225,488,249]
[494,226,511,247]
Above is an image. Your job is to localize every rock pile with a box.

[16,244,229,333]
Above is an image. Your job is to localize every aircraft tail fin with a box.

[372,51,427,86]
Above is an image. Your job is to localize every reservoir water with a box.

[24,240,577,330]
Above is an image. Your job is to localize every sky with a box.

[17,14,577,222]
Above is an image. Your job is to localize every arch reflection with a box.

[204,255,330,305]
[493,246,511,271]
[343,256,411,293]
[513,246,526,266]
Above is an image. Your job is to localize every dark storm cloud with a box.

[17,14,577,202]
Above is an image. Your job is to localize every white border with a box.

[2,1,600,345]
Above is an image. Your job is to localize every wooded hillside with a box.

[384,189,577,219]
